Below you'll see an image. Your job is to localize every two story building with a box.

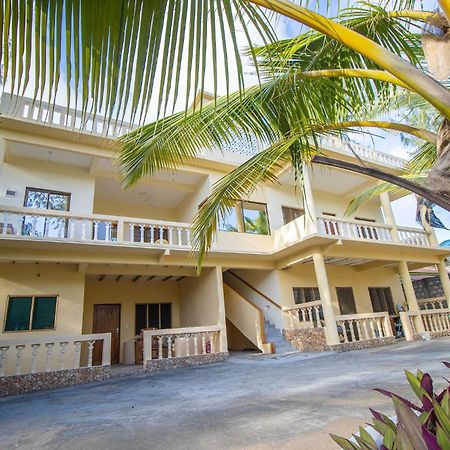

[0,93,449,390]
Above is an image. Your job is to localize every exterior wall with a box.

[83,279,181,362]
[93,198,178,222]
[0,157,95,213]
[413,275,448,299]
[0,263,85,338]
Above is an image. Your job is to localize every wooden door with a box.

[93,304,121,365]
[336,287,357,315]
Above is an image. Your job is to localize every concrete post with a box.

[303,164,318,235]
[437,259,450,304]
[312,252,340,345]
[215,266,228,353]
[380,192,399,242]
[398,260,425,332]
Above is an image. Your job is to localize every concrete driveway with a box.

[1,339,449,450]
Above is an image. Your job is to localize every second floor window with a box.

[23,188,71,237]
[219,200,270,235]
[282,206,305,225]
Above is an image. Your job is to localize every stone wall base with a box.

[282,328,328,352]
[144,352,229,373]
[0,366,111,397]
[329,336,397,353]
[413,330,450,341]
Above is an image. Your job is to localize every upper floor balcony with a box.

[0,205,439,261]
[0,93,407,171]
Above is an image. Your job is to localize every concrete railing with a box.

[400,309,450,341]
[282,301,323,330]
[142,326,223,362]
[0,205,192,249]
[0,333,111,377]
[223,284,273,353]
[335,312,393,344]
[418,297,448,310]
[0,93,136,138]
[397,227,430,246]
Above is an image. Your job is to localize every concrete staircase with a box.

[264,320,296,354]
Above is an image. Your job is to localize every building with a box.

[0,93,449,394]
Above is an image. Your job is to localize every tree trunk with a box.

[424,118,450,202]
[311,155,450,212]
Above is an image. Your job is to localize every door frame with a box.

[92,303,121,365]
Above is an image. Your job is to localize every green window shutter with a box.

[5,297,32,331]
[32,297,57,330]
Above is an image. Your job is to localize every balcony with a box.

[0,206,436,258]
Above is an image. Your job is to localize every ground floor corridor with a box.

[1,339,449,450]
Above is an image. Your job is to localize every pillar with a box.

[398,260,425,332]
[380,192,399,242]
[312,252,340,345]
[303,164,318,235]
[215,266,229,353]
[437,259,450,304]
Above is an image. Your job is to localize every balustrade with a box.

[335,312,393,344]
[400,309,450,340]
[283,301,323,329]
[418,297,448,310]
[0,333,111,377]
[397,227,429,246]
[317,216,393,242]
[142,326,222,363]
[0,206,192,249]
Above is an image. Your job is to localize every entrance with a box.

[93,304,121,364]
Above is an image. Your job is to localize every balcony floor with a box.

[1,338,449,450]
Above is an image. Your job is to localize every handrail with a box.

[335,312,389,321]
[227,271,282,310]
[0,333,110,346]
[143,325,222,337]
[317,215,392,230]
[397,225,428,234]
[0,204,192,228]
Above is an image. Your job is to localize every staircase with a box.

[264,320,296,354]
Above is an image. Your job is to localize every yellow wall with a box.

[1,157,95,213]
[83,278,181,362]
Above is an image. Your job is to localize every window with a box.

[369,287,395,315]
[282,206,305,225]
[135,303,172,334]
[23,188,71,237]
[4,296,57,331]
[219,201,270,235]
[293,287,320,304]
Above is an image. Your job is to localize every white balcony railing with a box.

[335,312,394,344]
[283,301,323,329]
[0,333,111,377]
[317,216,393,242]
[142,326,223,362]
[0,93,137,138]
[397,226,430,246]
[418,297,448,310]
[400,309,450,341]
[0,206,192,249]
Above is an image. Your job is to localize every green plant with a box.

[330,362,450,449]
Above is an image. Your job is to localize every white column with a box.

[380,192,399,242]
[398,260,425,332]
[303,164,318,235]
[215,266,228,353]
[437,259,450,304]
[312,252,339,345]
[0,137,7,182]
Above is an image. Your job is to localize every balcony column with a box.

[379,192,399,242]
[437,259,450,304]
[312,252,340,345]
[215,267,228,353]
[303,164,318,235]
[398,260,425,332]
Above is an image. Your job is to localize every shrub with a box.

[330,362,450,449]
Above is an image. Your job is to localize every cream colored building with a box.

[0,93,449,381]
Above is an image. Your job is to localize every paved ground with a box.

[1,339,449,450]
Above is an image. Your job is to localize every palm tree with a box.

[1,0,449,264]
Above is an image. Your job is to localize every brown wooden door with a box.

[336,287,357,315]
[93,304,121,365]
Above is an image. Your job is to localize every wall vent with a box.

[5,190,17,197]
